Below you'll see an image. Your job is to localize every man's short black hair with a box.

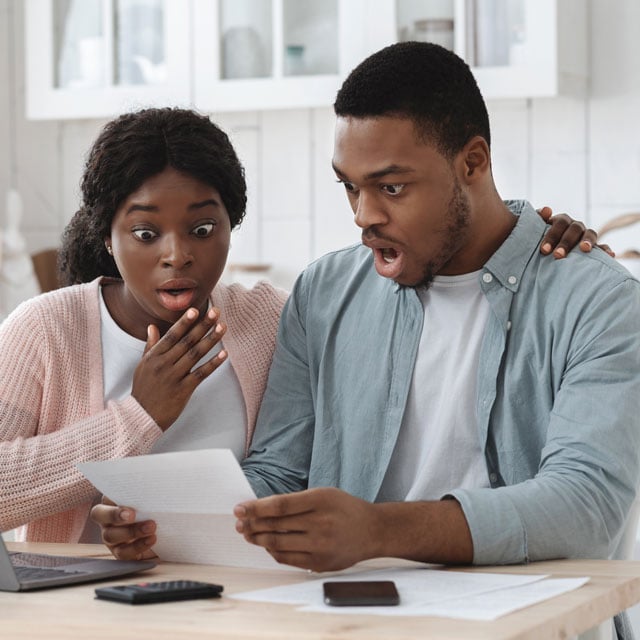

[334,41,490,159]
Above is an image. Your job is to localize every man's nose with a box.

[353,191,386,229]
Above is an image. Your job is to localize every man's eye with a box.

[337,179,357,194]
[132,228,157,241]
[192,222,215,237]
[382,184,405,196]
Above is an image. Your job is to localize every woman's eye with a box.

[192,222,215,237]
[382,184,405,196]
[132,228,157,241]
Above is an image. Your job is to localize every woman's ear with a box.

[460,136,490,183]
[105,238,113,256]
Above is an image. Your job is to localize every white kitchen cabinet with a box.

[192,0,587,109]
[192,0,369,112]
[370,0,588,99]
[24,0,587,120]
[25,0,191,120]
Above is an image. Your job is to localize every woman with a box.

[0,107,286,543]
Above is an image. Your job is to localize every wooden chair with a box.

[30,248,60,292]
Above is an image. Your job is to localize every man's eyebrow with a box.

[124,199,220,215]
[332,162,415,181]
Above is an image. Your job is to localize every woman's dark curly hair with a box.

[58,107,247,285]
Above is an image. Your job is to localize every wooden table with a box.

[3,542,640,639]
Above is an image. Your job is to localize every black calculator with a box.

[95,580,223,604]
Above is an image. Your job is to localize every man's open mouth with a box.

[381,248,399,263]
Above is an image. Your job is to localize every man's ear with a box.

[459,136,490,183]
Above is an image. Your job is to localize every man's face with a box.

[332,116,473,288]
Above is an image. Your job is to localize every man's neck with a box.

[441,197,517,276]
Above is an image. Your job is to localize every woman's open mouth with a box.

[157,279,198,312]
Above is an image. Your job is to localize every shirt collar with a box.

[483,200,545,292]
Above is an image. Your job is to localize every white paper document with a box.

[78,448,290,570]
[232,566,589,620]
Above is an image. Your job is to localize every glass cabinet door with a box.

[54,0,167,89]
[463,0,527,68]
[219,0,273,80]
[281,0,338,77]
[193,0,364,111]
[26,0,189,119]
[380,0,586,99]
[396,0,456,52]
[460,0,574,98]
[394,0,527,68]
[217,0,339,81]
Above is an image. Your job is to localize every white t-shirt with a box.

[377,270,491,502]
[79,289,246,542]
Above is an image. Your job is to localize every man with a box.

[94,44,638,581]
[232,42,640,580]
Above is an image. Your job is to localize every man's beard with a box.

[413,179,472,290]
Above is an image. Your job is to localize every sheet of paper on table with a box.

[232,565,589,620]
[78,448,291,570]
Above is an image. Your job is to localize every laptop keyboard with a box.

[9,553,88,581]
[10,552,87,568]
[13,566,84,580]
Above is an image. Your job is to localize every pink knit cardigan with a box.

[0,277,287,542]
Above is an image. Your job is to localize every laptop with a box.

[0,535,156,592]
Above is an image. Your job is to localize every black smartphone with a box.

[322,580,400,606]
[95,580,223,604]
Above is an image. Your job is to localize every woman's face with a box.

[106,166,232,337]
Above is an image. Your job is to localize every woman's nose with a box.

[160,235,193,268]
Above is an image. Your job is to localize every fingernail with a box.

[234,505,246,517]
[554,247,566,258]
[141,522,155,534]
[187,308,197,319]
[218,350,227,360]
[541,243,551,254]
[120,509,134,522]
[581,240,592,250]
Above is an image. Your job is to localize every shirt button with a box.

[489,473,498,483]
[482,273,493,283]
[507,321,512,330]
[508,275,517,285]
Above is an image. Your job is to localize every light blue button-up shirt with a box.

[243,200,640,565]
